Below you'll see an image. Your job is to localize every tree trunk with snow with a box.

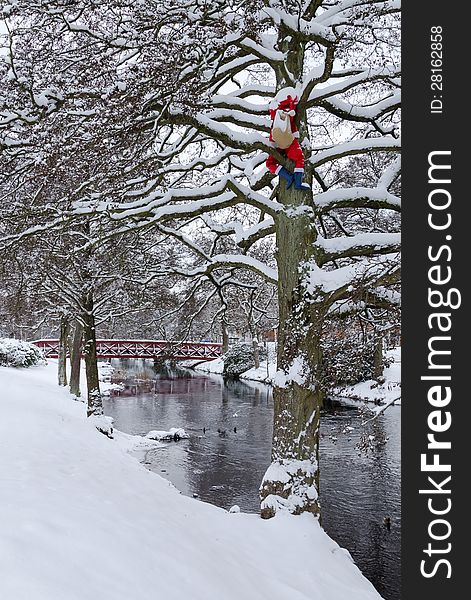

[222,317,229,354]
[374,333,384,380]
[260,164,324,518]
[252,336,260,370]
[58,316,68,387]
[82,294,102,417]
[69,320,83,398]
[259,32,324,518]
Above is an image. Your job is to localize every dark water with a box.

[103,364,400,600]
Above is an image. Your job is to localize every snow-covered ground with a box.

[332,348,401,405]
[194,355,278,383]
[240,358,278,383]
[193,355,225,374]
[196,346,401,407]
[194,342,278,384]
[0,361,383,600]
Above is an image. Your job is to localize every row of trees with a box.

[1,0,401,518]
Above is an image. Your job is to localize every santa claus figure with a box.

[266,89,309,192]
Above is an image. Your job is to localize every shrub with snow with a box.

[0,338,45,368]
[321,335,391,389]
[223,342,266,378]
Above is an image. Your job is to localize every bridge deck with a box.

[32,339,223,361]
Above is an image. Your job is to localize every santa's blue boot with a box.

[277,166,294,189]
[293,169,310,192]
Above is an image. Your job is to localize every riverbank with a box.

[194,347,401,406]
[0,362,383,600]
[331,347,401,405]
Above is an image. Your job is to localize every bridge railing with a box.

[31,339,223,361]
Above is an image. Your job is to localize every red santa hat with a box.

[269,88,299,119]
[277,95,297,116]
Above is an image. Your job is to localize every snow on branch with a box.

[207,109,270,132]
[378,157,401,190]
[147,147,244,180]
[307,68,401,107]
[237,219,276,248]
[210,54,260,80]
[263,6,336,44]
[309,137,401,168]
[299,47,336,105]
[166,109,275,155]
[318,91,400,122]
[362,396,401,424]
[170,254,278,284]
[327,285,401,316]
[201,217,275,249]
[302,254,400,300]
[228,85,275,99]
[313,186,401,212]
[207,254,277,283]
[316,0,401,27]
[238,37,286,63]
[73,176,283,228]
[230,153,268,182]
[211,95,269,115]
[193,113,268,147]
[315,232,401,264]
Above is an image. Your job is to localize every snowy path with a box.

[0,364,383,600]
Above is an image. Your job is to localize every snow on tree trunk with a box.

[374,333,384,380]
[82,295,102,417]
[69,320,83,398]
[259,37,324,518]
[252,337,260,370]
[260,172,323,519]
[222,318,229,354]
[57,316,68,387]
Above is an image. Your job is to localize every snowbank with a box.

[0,362,383,600]
[333,348,401,405]
[195,342,278,384]
[239,359,277,383]
[197,347,401,408]
[195,356,277,384]
[193,356,225,374]
[145,427,189,441]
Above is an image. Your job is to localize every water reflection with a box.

[320,398,401,600]
[102,363,400,600]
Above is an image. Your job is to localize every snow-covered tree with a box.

[1,0,401,517]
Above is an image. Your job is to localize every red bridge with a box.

[32,339,223,361]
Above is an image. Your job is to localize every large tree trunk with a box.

[221,317,229,353]
[57,316,69,387]
[259,33,327,519]
[260,180,324,519]
[82,294,102,417]
[373,331,384,380]
[69,320,83,398]
[252,335,260,370]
